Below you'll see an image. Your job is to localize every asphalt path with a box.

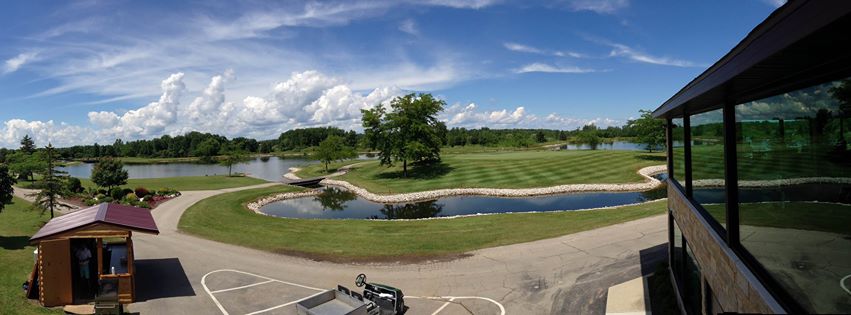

[120,183,667,315]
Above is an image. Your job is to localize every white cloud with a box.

[504,42,544,54]
[504,42,588,59]
[87,111,119,128]
[606,42,704,67]
[514,63,598,74]
[761,0,786,8]
[442,103,620,129]
[398,19,419,35]
[3,52,38,74]
[90,72,186,139]
[0,119,94,148]
[566,0,629,14]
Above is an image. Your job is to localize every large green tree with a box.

[830,79,851,147]
[628,110,666,152]
[194,138,221,163]
[6,151,45,181]
[91,157,129,191]
[312,135,357,173]
[362,93,445,177]
[0,163,15,213]
[31,144,69,218]
[20,135,35,154]
[219,149,250,176]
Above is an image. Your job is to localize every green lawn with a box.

[78,175,268,191]
[703,202,851,236]
[0,198,61,314]
[298,150,666,194]
[178,185,666,262]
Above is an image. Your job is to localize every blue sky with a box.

[0,0,782,147]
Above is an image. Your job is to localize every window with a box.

[683,241,703,315]
[689,108,727,227]
[735,78,851,314]
[671,215,683,281]
[671,118,686,186]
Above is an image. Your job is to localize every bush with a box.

[110,188,125,201]
[100,196,113,203]
[134,187,150,197]
[65,177,84,194]
[84,199,98,206]
[125,193,138,201]
[157,187,179,196]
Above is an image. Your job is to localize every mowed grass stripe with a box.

[300,150,666,194]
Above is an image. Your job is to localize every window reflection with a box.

[735,78,851,314]
[690,108,726,227]
[671,118,685,186]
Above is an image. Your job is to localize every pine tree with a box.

[20,135,35,154]
[30,144,69,218]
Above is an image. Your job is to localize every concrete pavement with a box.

[127,183,668,315]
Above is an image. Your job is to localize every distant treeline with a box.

[40,124,638,160]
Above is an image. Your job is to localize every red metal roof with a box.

[30,203,159,242]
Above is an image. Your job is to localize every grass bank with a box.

[178,185,666,262]
[298,150,666,194]
[0,198,60,314]
[79,175,268,191]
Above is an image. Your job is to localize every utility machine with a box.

[296,274,406,315]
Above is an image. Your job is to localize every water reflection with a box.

[259,184,668,220]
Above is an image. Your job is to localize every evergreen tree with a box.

[30,144,69,218]
[91,157,128,191]
[20,135,35,154]
[0,163,15,213]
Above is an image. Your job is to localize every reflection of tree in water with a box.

[375,201,443,219]
[314,187,357,211]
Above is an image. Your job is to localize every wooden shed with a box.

[28,203,159,307]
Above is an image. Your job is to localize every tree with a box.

[91,157,128,191]
[0,163,15,213]
[628,110,666,152]
[7,151,45,181]
[830,79,851,148]
[575,125,601,150]
[194,138,221,163]
[30,144,69,218]
[361,93,445,177]
[20,135,35,154]
[219,149,250,176]
[312,135,357,173]
[535,131,547,143]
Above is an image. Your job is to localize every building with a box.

[652,1,851,314]
[28,203,159,307]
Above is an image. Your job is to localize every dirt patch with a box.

[271,248,473,265]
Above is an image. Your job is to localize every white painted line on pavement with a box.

[409,295,507,315]
[431,297,455,315]
[245,291,327,315]
[842,274,851,296]
[210,280,275,294]
[201,269,324,315]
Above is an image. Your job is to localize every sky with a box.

[0,0,783,148]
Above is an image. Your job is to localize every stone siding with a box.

[668,184,785,314]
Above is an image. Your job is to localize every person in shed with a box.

[27,203,159,307]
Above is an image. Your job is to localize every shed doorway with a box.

[70,238,97,304]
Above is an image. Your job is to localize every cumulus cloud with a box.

[3,52,38,74]
[0,119,94,148]
[442,103,620,129]
[514,63,599,74]
[89,72,186,139]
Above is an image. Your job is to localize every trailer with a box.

[296,274,405,315]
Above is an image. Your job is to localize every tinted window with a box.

[735,78,851,314]
[690,108,726,227]
[671,118,685,185]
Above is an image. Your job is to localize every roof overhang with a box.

[653,1,851,118]
[30,203,159,243]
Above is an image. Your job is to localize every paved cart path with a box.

[128,183,667,315]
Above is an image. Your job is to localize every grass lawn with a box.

[178,185,666,262]
[298,150,666,194]
[703,202,851,235]
[78,175,268,191]
[0,198,61,314]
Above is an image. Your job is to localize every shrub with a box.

[110,188,125,201]
[157,187,179,196]
[65,177,84,194]
[125,193,138,201]
[100,196,113,203]
[134,187,150,197]
[84,199,98,206]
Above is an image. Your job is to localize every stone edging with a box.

[247,190,321,214]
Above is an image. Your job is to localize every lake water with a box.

[60,156,315,182]
[258,186,669,220]
[559,140,687,151]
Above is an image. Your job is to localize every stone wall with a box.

[668,184,784,314]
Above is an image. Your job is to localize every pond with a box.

[258,185,669,220]
[60,156,313,182]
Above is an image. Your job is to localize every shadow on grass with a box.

[0,236,30,250]
[634,154,666,162]
[374,162,454,180]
